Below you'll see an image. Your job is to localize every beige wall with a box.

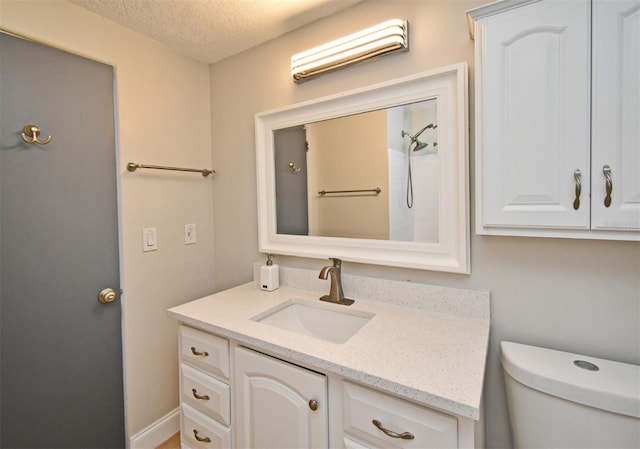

[307,110,389,239]
[0,0,215,438]
[210,1,640,448]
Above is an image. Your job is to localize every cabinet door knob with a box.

[308,399,318,411]
[573,169,582,210]
[190,347,209,357]
[372,419,415,440]
[603,165,612,207]
[193,429,211,443]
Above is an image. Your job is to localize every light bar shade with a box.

[291,19,408,83]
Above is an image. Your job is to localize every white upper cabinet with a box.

[469,0,640,240]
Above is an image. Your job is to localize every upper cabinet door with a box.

[591,0,640,231]
[479,0,591,229]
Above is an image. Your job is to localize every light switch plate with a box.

[143,228,158,252]
[184,223,196,245]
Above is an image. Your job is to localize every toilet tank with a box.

[501,341,640,449]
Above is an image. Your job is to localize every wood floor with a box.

[156,432,180,449]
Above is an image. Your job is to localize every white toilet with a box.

[501,341,640,448]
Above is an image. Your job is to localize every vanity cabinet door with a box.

[234,346,328,449]
[342,382,457,449]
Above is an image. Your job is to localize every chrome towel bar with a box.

[127,162,214,177]
[318,187,381,196]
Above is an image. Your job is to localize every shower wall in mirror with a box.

[256,63,469,273]
[274,99,439,242]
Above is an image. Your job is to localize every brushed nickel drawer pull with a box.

[603,165,612,207]
[192,388,210,401]
[193,429,211,443]
[372,419,415,440]
[190,347,209,357]
[573,169,582,210]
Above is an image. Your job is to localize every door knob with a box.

[98,288,118,304]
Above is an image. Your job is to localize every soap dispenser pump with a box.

[260,254,279,291]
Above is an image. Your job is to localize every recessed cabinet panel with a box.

[481,0,591,228]
[182,403,232,449]
[181,364,231,425]
[343,382,457,449]
[180,326,230,380]
[591,0,640,230]
[234,347,328,449]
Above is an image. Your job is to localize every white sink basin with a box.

[254,300,373,344]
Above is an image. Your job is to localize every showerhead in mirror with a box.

[401,123,437,151]
[402,123,437,208]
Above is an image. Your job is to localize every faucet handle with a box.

[329,257,342,268]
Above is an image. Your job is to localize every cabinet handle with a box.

[573,169,582,210]
[190,346,209,357]
[193,429,211,443]
[192,388,210,401]
[308,399,318,411]
[372,419,415,440]
[603,165,612,207]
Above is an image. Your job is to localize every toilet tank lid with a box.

[500,341,640,418]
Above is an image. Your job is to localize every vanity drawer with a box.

[181,364,231,425]
[180,326,229,380]
[343,382,457,448]
[182,403,231,449]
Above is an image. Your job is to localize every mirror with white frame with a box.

[255,63,469,273]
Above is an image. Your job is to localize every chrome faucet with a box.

[318,258,354,306]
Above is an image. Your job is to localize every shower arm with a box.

[401,123,436,142]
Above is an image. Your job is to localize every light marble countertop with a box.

[168,268,490,420]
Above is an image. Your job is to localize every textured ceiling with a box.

[69,0,361,63]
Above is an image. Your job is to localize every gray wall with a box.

[209,1,640,447]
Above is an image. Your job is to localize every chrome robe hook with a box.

[21,124,52,145]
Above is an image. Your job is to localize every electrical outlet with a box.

[184,223,196,245]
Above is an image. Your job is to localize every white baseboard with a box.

[129,407,180,449]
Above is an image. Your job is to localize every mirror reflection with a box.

[274,99,439,242]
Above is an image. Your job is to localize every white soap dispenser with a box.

[260,253,279,291]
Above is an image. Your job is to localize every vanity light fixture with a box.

[291,19,408,83]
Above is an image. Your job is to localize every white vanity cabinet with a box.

[234,346,328,448]
[176,325,483,449]
[469,0,639,239]
[178,326,232,448]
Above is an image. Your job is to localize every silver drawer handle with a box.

[192,388,210,401]
[573,169,581,210]
[190,346,209,357]
[603,165,612,207]
[193,429,211,443]
[372,419,415,440]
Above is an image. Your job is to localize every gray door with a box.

[274,125,309,235]
[0,32,124,448]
